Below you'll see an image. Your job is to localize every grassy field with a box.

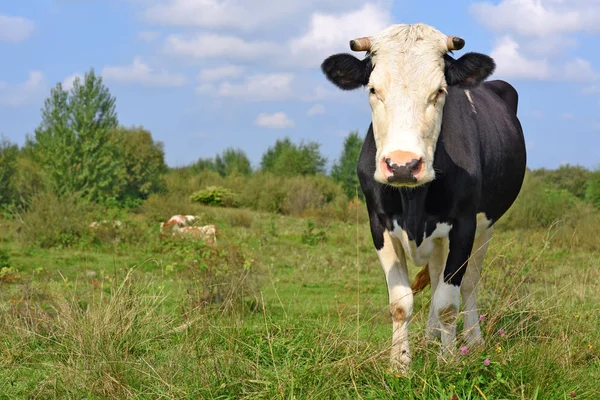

[1,204,599,399]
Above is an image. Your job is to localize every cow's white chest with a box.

[391,221,452,266]
[389,213,491,266]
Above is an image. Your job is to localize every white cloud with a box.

[137,31,160,42]
[197,73,294,101]
[583,84,600,95]
[141,0,367,31]
[0,71,46,107]
[195,83,214,94]
[490,37,551,80]
[164,33,280,61]
[0,15,35,43]
[198,65,244,82]
[561,58,600,82]
[255,112,295,129]
[307,104,326,116]
[469,0,600,38]
[102,57,187,87]
[63,72,83,91]
[288,3,391,67]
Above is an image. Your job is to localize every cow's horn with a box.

[447,36,465,51]
[349,37,371,52]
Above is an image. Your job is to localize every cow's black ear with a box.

[444,52,495,87]
[321,53,371,90]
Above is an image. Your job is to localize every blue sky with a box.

[1,0,599,171]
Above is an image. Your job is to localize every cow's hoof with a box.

[390,349,412,375]
[464,333,484,348]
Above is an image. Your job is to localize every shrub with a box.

[498,173,580,230]
[137,192,197,224]
[190,186,238,207]
[16,191,98,248]
[226,209,253,228]
[585,170,600,210]
[301,220,327,246]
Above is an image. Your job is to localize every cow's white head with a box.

[321,23,495,187]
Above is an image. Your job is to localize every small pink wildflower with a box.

[460,346,469,355]
[498,328,505,337]
[483,358,490,366]
[479,314,486,322]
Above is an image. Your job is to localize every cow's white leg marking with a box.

[426,237,448,341]
[378,230,413,372]
[461,226,492,346]
[432,279,460,350]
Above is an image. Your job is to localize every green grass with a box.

[1,205,599,399]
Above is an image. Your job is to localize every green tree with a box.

[0,136,19,206]
[109,125,168,203]
[29,69,124,203]
[215,148,252,177]
[331,130,364,199]
[193,158,217,173]
[260,137,326,176]
[585,169,600,209]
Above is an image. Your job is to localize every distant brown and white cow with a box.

[173,225,217,245]
[161,215,199,228]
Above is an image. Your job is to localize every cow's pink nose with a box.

[380,151,422,184]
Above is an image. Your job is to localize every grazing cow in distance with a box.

[161,215,199,228]
[174,225,217,245]
[321,23,526,372]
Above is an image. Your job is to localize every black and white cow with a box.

[321,23,526,371]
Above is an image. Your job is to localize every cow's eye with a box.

[369,87,376,95]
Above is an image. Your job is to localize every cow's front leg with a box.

[432,214,476,351]
[377,230,413,372]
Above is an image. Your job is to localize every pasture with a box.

[1,197,599,399]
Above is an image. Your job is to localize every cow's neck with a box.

[396,184,431,244]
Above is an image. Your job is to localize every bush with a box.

[585,170,600,210]
[226,209,253,228]
[498,173,580,230]
[137,192,198,224]
[190,186,238,207]
[17,191,98,248]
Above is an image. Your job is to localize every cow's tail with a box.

[411,264,430,295]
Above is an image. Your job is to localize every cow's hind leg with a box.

[377,230,413,372]
[426,238,448,341]
[461,226,492,346]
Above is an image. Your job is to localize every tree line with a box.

[0,68,365,212]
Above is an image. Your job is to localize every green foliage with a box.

[109,125,168,204]
[498,172,581,230]
[190,186,238,207]
[0,136,19,206]
[260,137,326,176]
[236,172,346,216]
[17,191,97,248]
[29,69,124,203]
[0,248,10,269]
[531,163,590,199]
[585,169,600,209]
[11,155,49,205]
[331,130,364,200]
[191,158,217,173]
[215,147,252,177]
[301,220,327,245]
